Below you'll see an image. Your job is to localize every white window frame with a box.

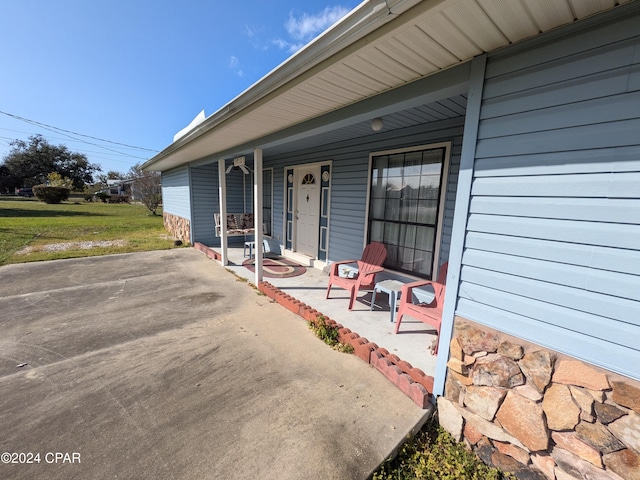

[364,142,451,280]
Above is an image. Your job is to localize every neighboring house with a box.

[95,179,127,197]
[144,1,640,477]
[96,178,157,201]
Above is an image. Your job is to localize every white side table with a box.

[244,241,255,258]
[370,279,404,323]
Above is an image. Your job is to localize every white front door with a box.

[295,166,320,257]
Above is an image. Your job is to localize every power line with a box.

[1,127,142,155]
[0,131,142,170]
[0,112,150,162]
[0,109,158,152]
[0,132,143,159]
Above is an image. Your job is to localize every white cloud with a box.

[271,37,305,54]
[271,5,350,52]
[228,56,244,77]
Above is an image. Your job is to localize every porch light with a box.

[371,117,383,132]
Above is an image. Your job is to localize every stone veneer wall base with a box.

[163,212,191,244]
[438,318,640,480]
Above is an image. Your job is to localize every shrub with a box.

[95,192,111,203]
[32,185,70,204]
[373,419,513,480]
[108,195,130,204]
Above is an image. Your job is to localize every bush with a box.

[32,185,70,204]
[373,419,513,480]
[95,192,111,203]
[108,194,130,204]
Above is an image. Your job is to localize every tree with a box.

[1,135,101,190]
[126,163,162,215]
[0,165,20,194]
[46,172,74,188]
[96,170,125,184]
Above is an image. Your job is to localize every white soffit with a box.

[145,0,629,171]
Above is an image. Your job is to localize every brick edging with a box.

[194,242,221,261]
[259,281,434,409]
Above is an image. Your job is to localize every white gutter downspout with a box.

[218,158,229,266]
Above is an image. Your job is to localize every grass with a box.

[373,418,515,480]
[0,195,179,266]
[308,315,354,353]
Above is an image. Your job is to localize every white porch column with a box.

[253,148,263,284]
[218,158,229,265]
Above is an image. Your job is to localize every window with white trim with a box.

[368,145,447,278]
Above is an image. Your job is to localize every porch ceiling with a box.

[144,0,630,172]
[265,94,468,156]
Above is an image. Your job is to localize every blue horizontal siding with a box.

[481,64,640,120]
[458,281,637,349]
[461,250,640,308]
[461,266,639,326]
[191,164,218,246]
[161,166,191,220]
[467,214,640,250]
[472,172,640,198]
[474,146,640,177]
[462,9,640,381]
[476,117,640,158]
[479,90,640,139]
[483,38,639,100]
[470,197,640,224]
[465,232,640,277]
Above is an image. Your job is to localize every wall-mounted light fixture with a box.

[371,117,384,132]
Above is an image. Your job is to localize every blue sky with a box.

[0,0,361,175]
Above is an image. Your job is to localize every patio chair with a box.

[326,242,387,310]
[394,262,448,354]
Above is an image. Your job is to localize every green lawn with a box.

[0,196,179,266]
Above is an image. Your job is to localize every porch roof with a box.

[142,0,629,172]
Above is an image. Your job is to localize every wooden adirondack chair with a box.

[394,262,448,354]
[326,242,387,310]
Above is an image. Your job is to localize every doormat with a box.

[242,257,306,278]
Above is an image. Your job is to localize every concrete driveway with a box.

[0,249,428,480]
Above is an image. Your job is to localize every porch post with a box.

[433,54,487,398]
[253,148,263,284]
[218,158,229,265]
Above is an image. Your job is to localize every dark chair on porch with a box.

[325,242,387,310]
[394,262,448,354]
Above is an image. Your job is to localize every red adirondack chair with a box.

[326,242,387,310]
[394,262,448,354]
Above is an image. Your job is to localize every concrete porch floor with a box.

[217,246,439,378]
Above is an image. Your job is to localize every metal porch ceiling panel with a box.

[147,0,628,171]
